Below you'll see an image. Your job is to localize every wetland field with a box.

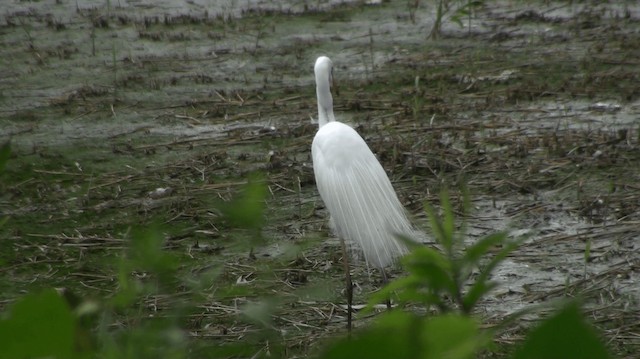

[1,0,639,357]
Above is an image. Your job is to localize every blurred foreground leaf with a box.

[319,311,416,359]
[0,142,9,173]
[242,299,276,328]
[222,173,267,233]
[514,302,610,359]
[381,189,516,315]
[423,314,487,359]
[320,311,484,359]
[128,226,178,276]
[462,232,516,312]
[0,289,75,359]
[112,226,178,308]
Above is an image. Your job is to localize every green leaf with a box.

[129,226,178,276]
[367,274,448,313]
[450,15,464,27]
[319,311,417,359]
[514,302,610,359]
[423,314,486,359]
[462,280,498,313]
[406,246,457,294]
[0,216,8,230]
[368,254,456,312]
[0,142,10,173]
[112,255,139,308]
[321,312,486,359]
[407,245,450,272]
[410,262,455,294]
[425,189,458,254]
[0,289,76,359]
[221,173,267,233]
[462,232,507,267]
[242,300,276,328]
[462,238,519,311]
[366,275,418,311]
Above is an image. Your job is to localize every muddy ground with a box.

[1,0,639,357]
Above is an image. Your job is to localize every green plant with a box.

[318,189,611,359]
[0,174,274,359]
[0,289,78,359]
[220,173,268,242]
[513,302,610,359]
[372,189,517,315]
[320,310,485,359]
[429,0,484,39]
[0,181,612,359]
[0,142,9,174]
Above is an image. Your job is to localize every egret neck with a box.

[314,56,336,128]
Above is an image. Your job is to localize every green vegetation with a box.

[0,173,612,358]
[429,0,485,39]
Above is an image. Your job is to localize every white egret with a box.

[311,56,417,329]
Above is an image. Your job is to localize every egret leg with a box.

[381,269,391,310]
[338,237,352,332]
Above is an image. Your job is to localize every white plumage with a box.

[311,56,414,269]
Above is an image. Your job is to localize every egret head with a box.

[314,56,336,127]
[315,56,333,81]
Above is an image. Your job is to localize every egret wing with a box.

[312,122,414,268]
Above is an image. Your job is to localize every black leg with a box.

[381,268,391,310]
[339,237,352,332]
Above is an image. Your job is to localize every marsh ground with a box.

[1,0,639,357]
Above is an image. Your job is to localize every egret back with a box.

[312,121,413,269]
